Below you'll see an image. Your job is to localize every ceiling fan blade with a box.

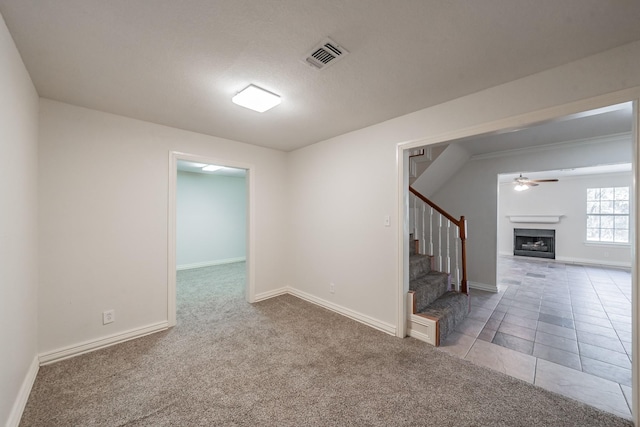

[531,179,558,182]
[528,182,539,186]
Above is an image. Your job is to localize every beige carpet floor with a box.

[19,262,632,426]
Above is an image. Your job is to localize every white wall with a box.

[498,171,632,267]
[433,135,632,287]
[38,100,288,355]
[26,28,640,375]
[0,13,39,427]
[412,143,471,198]
[1,15,638,425]
[288,129,399,332]
[288,40,640,333]
[176,171,246,267]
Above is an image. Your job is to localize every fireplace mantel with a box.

[508,214,563,224]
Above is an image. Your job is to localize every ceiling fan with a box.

[513,174,558,191]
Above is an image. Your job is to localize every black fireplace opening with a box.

[513,228,555,259]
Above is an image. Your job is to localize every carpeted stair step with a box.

[409,271,449,312]
[409,234,417,256]
[417,291,469,345]
[409,254,433,280]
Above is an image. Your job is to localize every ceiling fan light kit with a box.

[513,173,558,191]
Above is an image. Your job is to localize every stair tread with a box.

[409,272,448,289]
[418,291,469,344]
[419,291,468,316]
[409,254,433,278]
[410,270,450,312]
[408,244,469,345]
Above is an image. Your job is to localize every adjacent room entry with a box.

[168,152,254,327]
[175,160,247,271]
[400,98,637,419]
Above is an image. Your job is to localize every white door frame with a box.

[168,151,256,327]
[396,89,640,423]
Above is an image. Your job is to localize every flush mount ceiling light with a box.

[232,84,281,112]
[202,164,223,172]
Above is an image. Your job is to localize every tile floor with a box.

[438,255,633,419]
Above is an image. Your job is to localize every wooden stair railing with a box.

[409,186,468,294]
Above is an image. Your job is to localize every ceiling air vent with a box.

[304,38,349,70]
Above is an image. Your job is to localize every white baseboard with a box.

[177,257,246,271]
[554,256,631,269]
[254,286,290,302]
[286,288,396,336]
[500,252,631,269]
[469,281,498,293]
[6,355,39,427]
[255,287,397,336]
[39,321,169,365]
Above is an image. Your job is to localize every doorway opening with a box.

[397,95,638,420]
[168,152,255,327]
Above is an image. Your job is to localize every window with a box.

[586,187,629,243]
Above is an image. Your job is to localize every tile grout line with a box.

[581,269,631,364]
[497,256,631,394]
[618,382,633,414]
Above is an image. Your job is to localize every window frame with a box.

[586,186,630,244]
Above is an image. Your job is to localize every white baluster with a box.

[429,207,434,256]
[446,220,451,275]
[437,214,442,271]
[411,195,417,237]
[420,202,426,256]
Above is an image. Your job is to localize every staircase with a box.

[408,239,469,346]
[407,186,469,346]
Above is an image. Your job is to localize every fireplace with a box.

[513,228,555,259]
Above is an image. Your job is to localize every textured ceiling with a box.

[1,1,640,151]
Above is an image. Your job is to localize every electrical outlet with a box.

[329,283,335,294]
[103,309,115,325]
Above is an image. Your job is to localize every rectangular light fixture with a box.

[232,84,281,112]
[202,165,223,172]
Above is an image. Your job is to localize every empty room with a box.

[2,2,640,426]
